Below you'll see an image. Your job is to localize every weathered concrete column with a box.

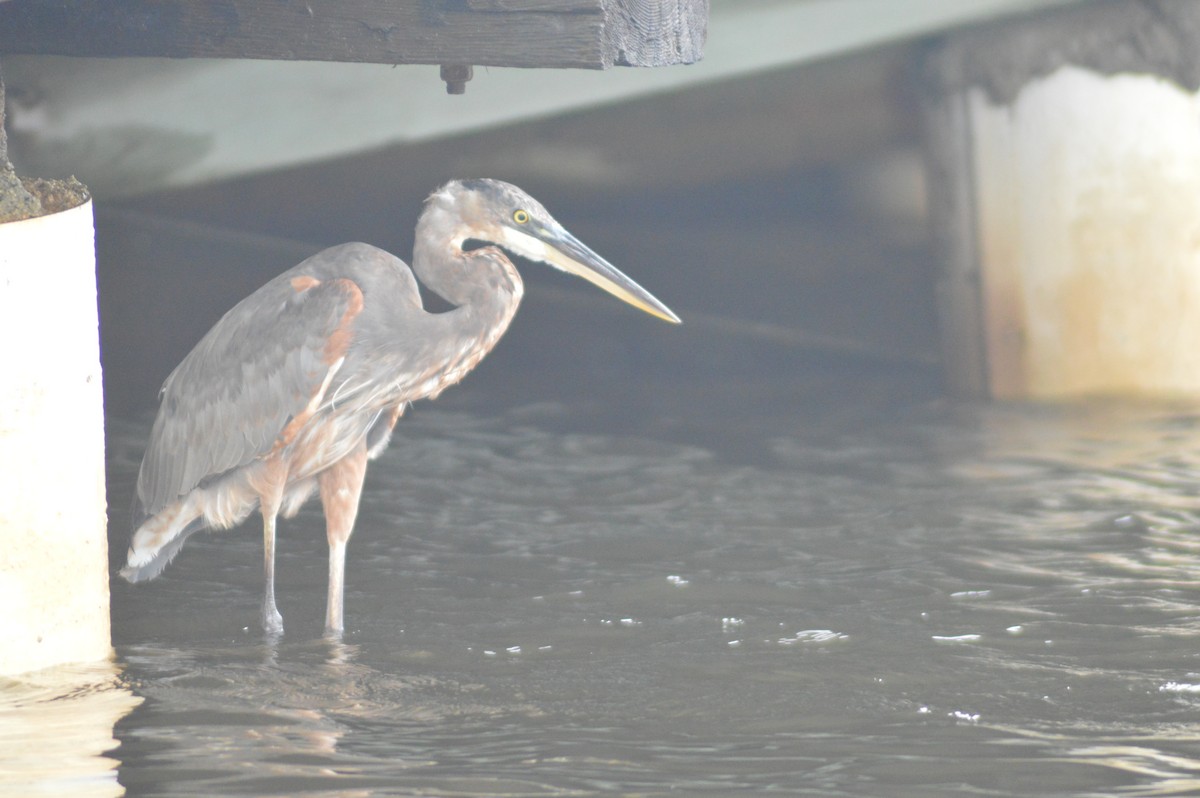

[925,0,1200,399]
[0,65,111,674]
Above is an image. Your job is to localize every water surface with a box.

[13,380,1200,796]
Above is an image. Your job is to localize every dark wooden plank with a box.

[0,0,705,68]
[606,0,707,67]
[468,0,599,11]
[0,1,603,68]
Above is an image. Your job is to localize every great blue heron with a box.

[121,178,679,636]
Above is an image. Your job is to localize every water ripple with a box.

[91,400,1200,796]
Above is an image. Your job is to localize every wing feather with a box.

[136,268,364,516]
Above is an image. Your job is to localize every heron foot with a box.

[262,604,284,636]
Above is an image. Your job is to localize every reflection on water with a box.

[0,661,140,797]
[53,391,1200,794]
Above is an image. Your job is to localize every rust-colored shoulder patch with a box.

[324,278,365,365]
[291,275,322,292]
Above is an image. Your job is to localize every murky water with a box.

[7,378,1200,796]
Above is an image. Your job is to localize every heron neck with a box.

[411,219,524,341]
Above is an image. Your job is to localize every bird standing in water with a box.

[121,179,679,636]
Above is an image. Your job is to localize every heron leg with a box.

[261,503,285,635]
[319,439,369,636]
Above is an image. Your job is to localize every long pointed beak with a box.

[538,227,681,324]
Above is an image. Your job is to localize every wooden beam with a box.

[0,0,706,69]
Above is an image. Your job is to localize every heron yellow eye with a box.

[513,209,529,224]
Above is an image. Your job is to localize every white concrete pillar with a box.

[0,197,113,675]
[972,68,1200,399]
[925,1,1200,399]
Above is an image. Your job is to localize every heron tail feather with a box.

[120,490,210,583]
[120,515,207,583]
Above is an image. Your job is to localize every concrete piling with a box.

[925,0,1200,399]
[0,193,112,675]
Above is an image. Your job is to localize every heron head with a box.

[436,178,680,324]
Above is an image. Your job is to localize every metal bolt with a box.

[440,64,473,95]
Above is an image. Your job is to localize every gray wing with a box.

[136,266,365,516]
